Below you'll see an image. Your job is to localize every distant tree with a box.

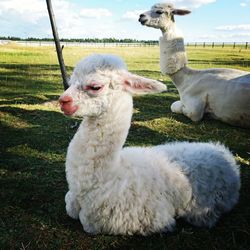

[0,35,158,44]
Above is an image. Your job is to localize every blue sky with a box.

[0,0,249,42]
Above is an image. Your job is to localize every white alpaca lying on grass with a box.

[59,54,240,235]
[139,2,250,128]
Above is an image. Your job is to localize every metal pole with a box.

[46,0,69,90]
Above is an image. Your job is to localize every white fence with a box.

[0,40,10,45]
[0,40,249,49]
[186,42,248,49]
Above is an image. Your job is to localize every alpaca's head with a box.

[59,54,166,118]
[139,3,190,32]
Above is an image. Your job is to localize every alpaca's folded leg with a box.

[170,99,205,122]
[79,209,99,234]
[65,191,80,219]
[182,98,205,122]
[171,100,183,114]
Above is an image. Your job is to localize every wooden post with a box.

[212,42,214,48]
[203,42,205,48]
[246,42,248,50]
[222,42,224,48]
[233,42,236,49]
[46,0,69,90]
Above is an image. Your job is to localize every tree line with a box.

[0,36,158,44]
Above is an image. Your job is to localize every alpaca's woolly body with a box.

[162,35,250,127]
[61,54,240,235]
[139,3,250,128]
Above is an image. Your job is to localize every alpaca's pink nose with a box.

[59,95,78,116]
[59,95,73,105]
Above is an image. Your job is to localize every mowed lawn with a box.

[0,43,250,250]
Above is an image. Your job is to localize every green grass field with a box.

[0,43,250,250]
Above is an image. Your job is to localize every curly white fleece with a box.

[62,54,240,235]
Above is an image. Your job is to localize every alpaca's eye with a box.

[156,10,164,14]
[83,84,104,92]
[89,86,102,91]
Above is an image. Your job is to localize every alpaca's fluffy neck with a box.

[160,24,188,76]
[161,22,179,40]
[68,92,133,191]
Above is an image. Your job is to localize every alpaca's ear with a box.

[172,9,191,15]
[119,71,167,95]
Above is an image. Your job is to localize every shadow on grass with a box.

[1,60,250,249]
[0,63,74,74]
[0,106,73,151]
[0,94,60,105]
[0,63,74,102]
[1,103,250,249]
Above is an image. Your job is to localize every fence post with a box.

[46,0,69,90]
[233,42,236,49]
[203,42,205,48]
[246,42,248,50]
[212,42,214,48]
[195,42,197,48]
[222,42,224,48]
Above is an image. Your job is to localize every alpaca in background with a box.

[139,2,250,128]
